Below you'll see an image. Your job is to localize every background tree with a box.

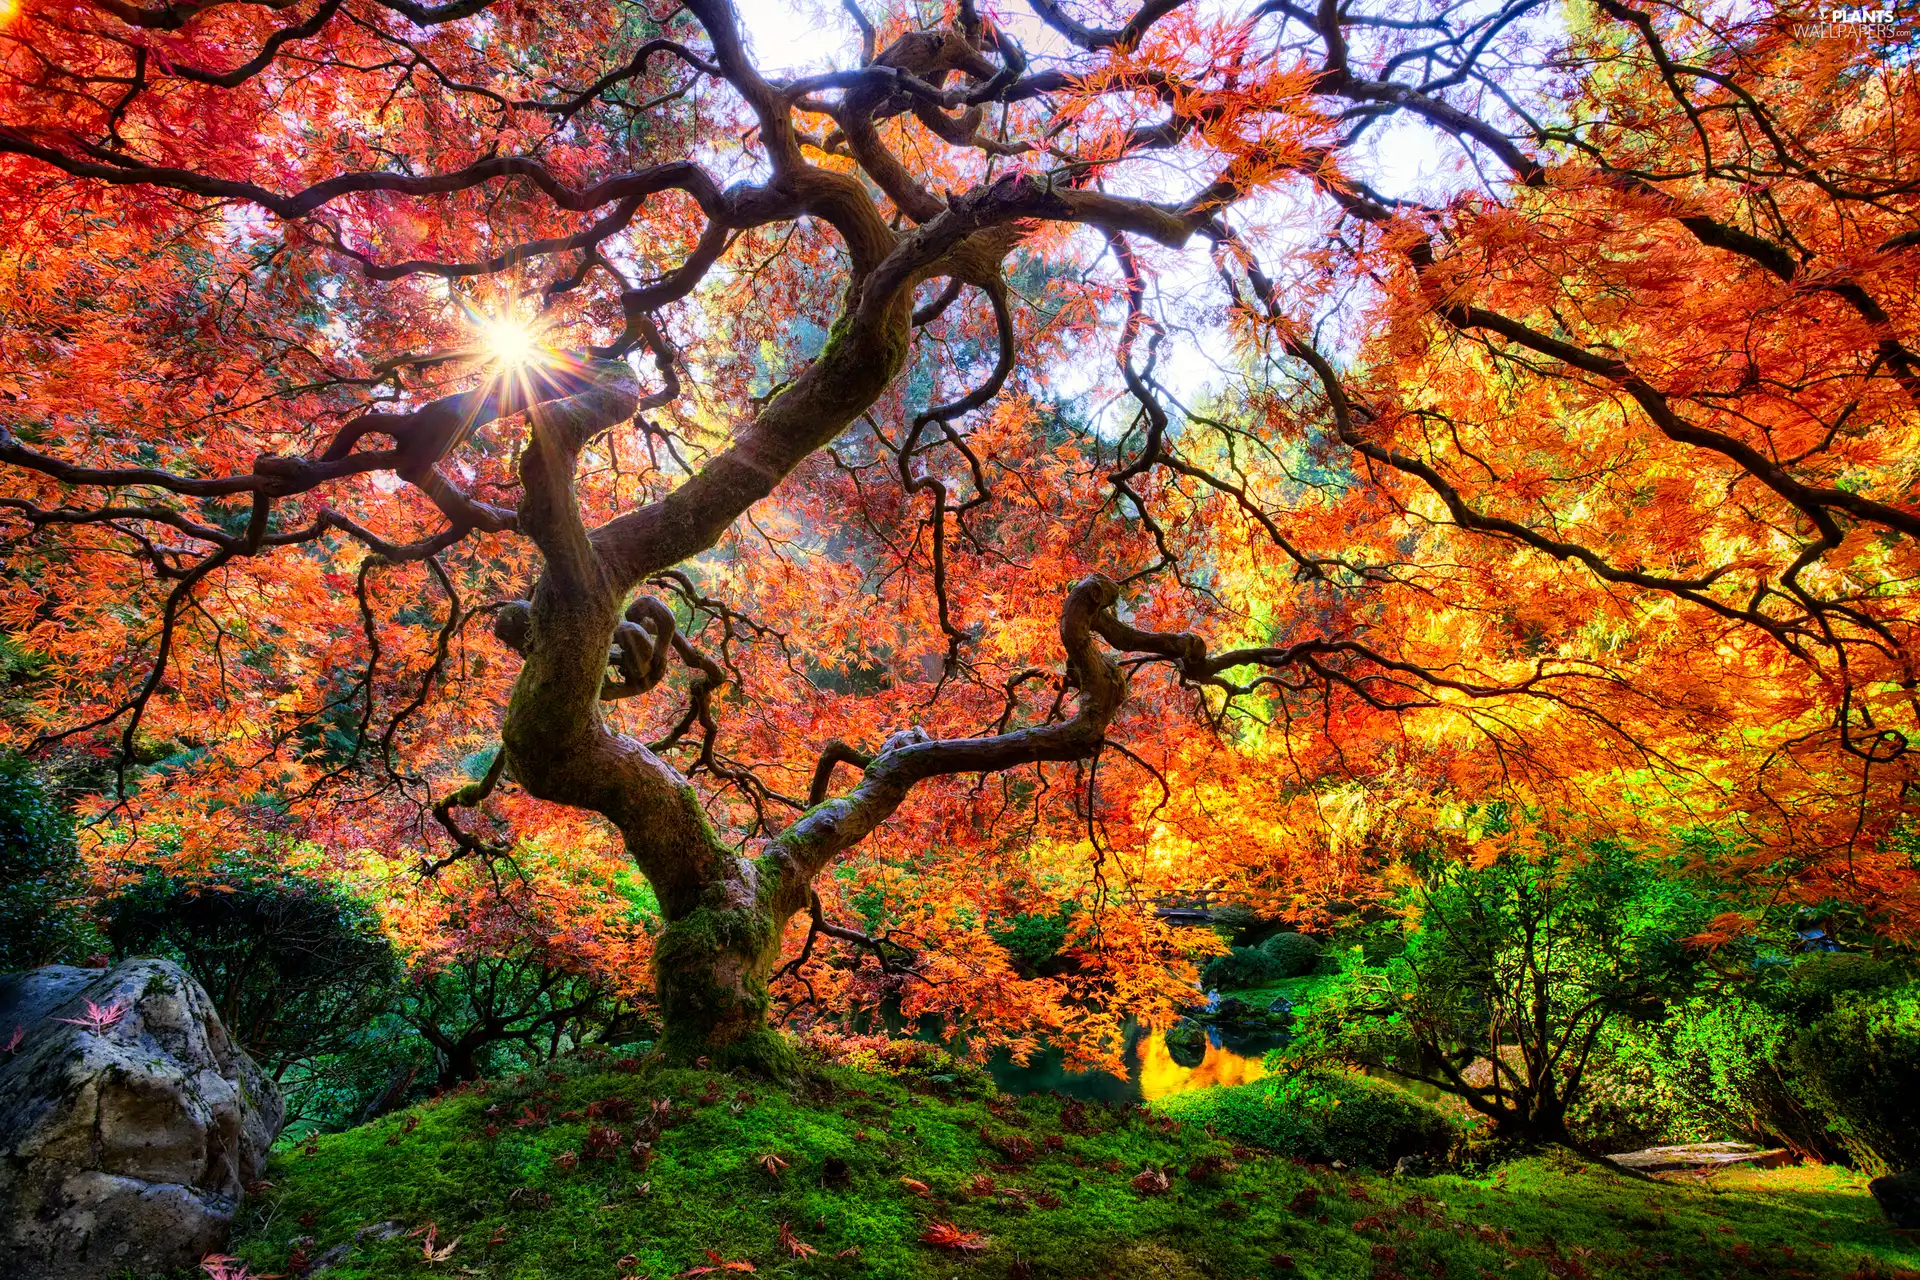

[1278,837,1712,1147]
[0,751,93,970]
[0,0,1914,1069]
[102,853,402,1073]
[397,864,656,1085]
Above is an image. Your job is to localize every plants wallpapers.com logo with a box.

[1791,1,1916,41]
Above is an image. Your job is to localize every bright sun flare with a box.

[478,313,542,368]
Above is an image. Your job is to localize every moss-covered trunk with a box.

[650,892,798,1076]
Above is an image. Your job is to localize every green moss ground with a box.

[228,1054,1920,1280]
[1231,972,1346,1012]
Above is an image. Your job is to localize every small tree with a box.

[399,874,653,1085]
[402,950,619,1086]
[102,856,401,1076]
[1279,841,1708,1147]
[0,752,93,971]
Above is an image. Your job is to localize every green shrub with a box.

[991,906,1076,976]
[1208,901,1263,945]
[1784,982,1920,1174]
[1649,956,1919,1172]
[103,855,400,1067]
[0,751,93,970]
[275,1011,437,1138]
[1257,931,1321,977]
[1659,995,1816,1151]
[1773,952,1903,1016]
[1565,1024,1716,1153]
[1201,945,1287,991]
[1155,1067,1456,1168]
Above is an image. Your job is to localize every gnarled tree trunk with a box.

[487,353,1148,1068]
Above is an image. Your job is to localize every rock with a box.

[306,1220,406,1275]
[1870,1172,1920,1229]
[1212,996,1252,1023]
[1604,1141,1795,1174]
[1164,1020,1208,1068]
[0,958,284,1280]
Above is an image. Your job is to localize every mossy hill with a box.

[224,1054,1919,1280]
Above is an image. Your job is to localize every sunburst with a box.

[457,297,590,427]
[477,312,543,369]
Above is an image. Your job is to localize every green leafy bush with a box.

[1201,932,1323,989]
[1654,956,1919,1173]
[1787,982,1920,1173]
[1155,1067,1456,1168]
[0,751,94,970]
[1201,945,1288,991]
[1774,952,1904,1015]
[1208,901,1264,944]
[275,1010,438,1138]
[1258,931,1322,977]
[1659,995,1814,1151]
[1626,954,1918,1172]
[1564,1024,1715,1153]
[103,855,401,1067]
[991,906,1077,976]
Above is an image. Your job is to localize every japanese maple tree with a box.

[0,0,1913,1070]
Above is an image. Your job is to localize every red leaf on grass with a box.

[919,1220,987,1253]
[777,1223,817,1259]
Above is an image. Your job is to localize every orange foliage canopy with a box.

[0,0,1914,1062]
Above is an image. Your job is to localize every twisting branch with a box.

[21,493,269,789]
[895,277,1018,670]
[426,746,511,876]
[772,888,921,1009]
[808,741,874,807]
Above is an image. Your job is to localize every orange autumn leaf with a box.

[918,1220,989,1253]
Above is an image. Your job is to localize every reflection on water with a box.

[1135,1030,1268,1100]
[984,1018,1279,1103]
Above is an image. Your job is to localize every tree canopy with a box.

[0,0,1914,1069]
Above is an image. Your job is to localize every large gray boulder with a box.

[0,958,284,1279]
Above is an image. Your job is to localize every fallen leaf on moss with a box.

[778,1223,817,1259]
[919,1220,987,1252]
[1131,1167,1172,1196]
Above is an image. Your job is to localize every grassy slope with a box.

[229,1056,1919,1280]
[1227,973,1345,1011]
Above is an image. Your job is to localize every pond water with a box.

[983,1018,1285,1104]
